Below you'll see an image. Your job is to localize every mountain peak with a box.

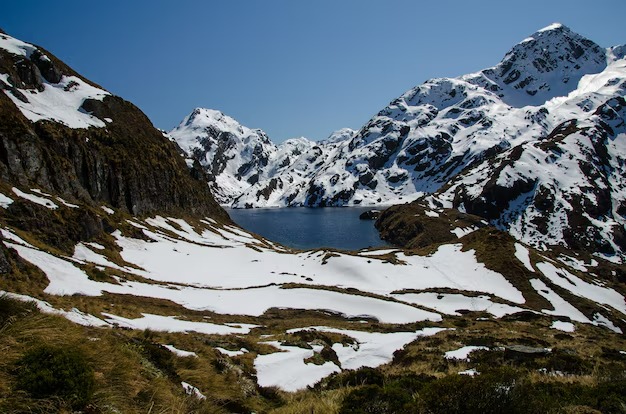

[536,22,566,33]
[468,23,607,107]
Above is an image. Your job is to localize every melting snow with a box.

[537,262,626,315]
[12,187,58,209]
[181,382,206,400]
[256,326,447,391]
[445,346,489,360]
[102,313,256,335]
[550,321,575,333]
[0,72,109,129]
[393,292,524,318]
[514,243,535,272]
[530,279,590,323]
[450,227,478,238]
[0,193,14,208]
[216,347,248,357]
[593,313,623,334]
[0,291,109,327]
[163,344,197,358]
[255,342,341,392]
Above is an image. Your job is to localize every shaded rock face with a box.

[0,38,228,221]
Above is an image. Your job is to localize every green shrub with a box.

[418,368,521,414]
[321,366,385,390]
[0,294,37,328]
[15,344,94,409]
[339,384,415,414]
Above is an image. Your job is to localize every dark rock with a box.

[0,243,11,274]
[0,44,229,222]
[31,50,62,84]
[359,210,380,220]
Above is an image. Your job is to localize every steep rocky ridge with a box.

[0,32,227,222]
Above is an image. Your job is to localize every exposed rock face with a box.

[428,97,626,258]
[169,108,319,205]
[359,210,380,220]
[0,32,228,221]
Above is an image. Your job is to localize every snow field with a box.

[255,326,447,391]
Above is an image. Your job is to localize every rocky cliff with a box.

[0,32,227,221]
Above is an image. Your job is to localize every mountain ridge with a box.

[171,23,626,260]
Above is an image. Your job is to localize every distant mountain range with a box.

[170,23,626,260]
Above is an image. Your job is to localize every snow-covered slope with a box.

[379,38,626,259]
[169,108,345,205]
[0,32,110,128]
[169,108,280,204]
[292,23,620,207]
[176,24,625,212]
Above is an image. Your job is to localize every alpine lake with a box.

[226,206,389,251]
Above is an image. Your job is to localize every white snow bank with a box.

[514,243,535,272]
[163,344,197,358]
[255,342,341,392]
[593,313,623,334]
[216,347,248,357]
[102,313,255,335]
[0,69,109,129]
[393,292,524,318]
[0,193,14,208]
[256,326,447,391]
[530,279,590,323]
[113,224,525,305]
[12,187,58,209]
[0,291,109,327]
[450,227,478,238]
[550,321,575,333]
[293,326,448,371]
[445,345,489,360]
[537,262,626,315]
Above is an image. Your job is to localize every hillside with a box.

[0,29,625,414]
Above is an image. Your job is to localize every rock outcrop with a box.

[0,32,227,221]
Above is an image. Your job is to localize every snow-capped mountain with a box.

[175,24,625,212]
[171,24,626,259]
[169,108,340,205]
[294,23,621,207]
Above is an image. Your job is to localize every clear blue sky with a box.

[2,1,625,142]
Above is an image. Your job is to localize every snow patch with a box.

[12,187,58,209]
[550,321,575,333]
[0,193,14,208]
[181,382,206,400]
[163,344,197,358]
[216,347,248,357]
[445,346,489,360]
[514,243,535,272]
[102,313,255,335]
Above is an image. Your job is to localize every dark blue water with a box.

[226,207,389,251]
